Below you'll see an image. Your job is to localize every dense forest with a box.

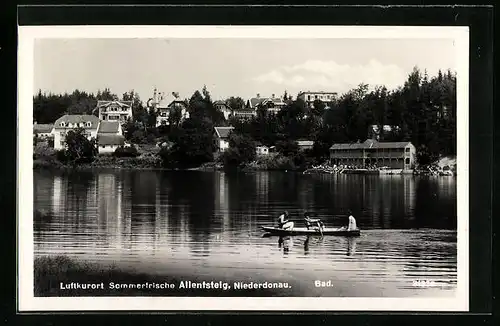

[34,66,456,169]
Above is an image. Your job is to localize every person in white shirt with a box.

[347,210,358,231]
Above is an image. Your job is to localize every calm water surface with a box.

[34,170,457,297]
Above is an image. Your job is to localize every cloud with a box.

[253,59,408,94]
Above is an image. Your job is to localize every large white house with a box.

[53,115,101,150]
[52,115,124,154]
[297,91,338,108]
[95,100,133,123]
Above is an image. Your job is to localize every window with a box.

[60,122,66,127]
[308,95,311,101]
[405,158,410,165]
[86,122,92,127]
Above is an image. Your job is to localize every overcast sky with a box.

[34,38,457,102]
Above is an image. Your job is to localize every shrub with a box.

[113,146,139,158]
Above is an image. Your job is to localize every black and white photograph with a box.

[18,26,469,311]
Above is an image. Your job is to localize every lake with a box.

[33,169,457,297]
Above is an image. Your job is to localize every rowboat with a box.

[261,226,361,237]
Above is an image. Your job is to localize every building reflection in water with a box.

[215,172,230,232]
[51,175,63,215]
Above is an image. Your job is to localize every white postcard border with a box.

[18,25,469,312]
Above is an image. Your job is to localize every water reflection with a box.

[34,170,457,297]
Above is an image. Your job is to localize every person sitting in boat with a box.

[304,212,325,230]
[278,211,294,230]
[346,210,358,231]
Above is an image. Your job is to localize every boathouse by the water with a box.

[329,139,416,171]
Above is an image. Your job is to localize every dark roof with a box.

[98,121,121,134]
[213,101,232,111]
[329,139,412,150]
[33,124,54,133]
[54,115,100,130]
[98,135,125,146]
[214,126,234,139]
[248,97,267,108]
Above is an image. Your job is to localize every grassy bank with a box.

[34,255,282,297]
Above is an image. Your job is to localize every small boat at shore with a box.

[261,226,361,237]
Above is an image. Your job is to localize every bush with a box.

[113,146,139,158]
[55,149,68,162]
[158,146,177,168]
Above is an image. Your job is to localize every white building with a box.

[213,126,234,152]
[96,100,133,123]
[297,91,338,108]
[147,89,190,126]
[247,93,287,113]
[97,135,126,154]
[53,115,100,150]
[256,145,270,156]
[33,122,54,138]
[96,120,124,154]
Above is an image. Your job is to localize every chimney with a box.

[256,93,260,98]
[272,93,275,98]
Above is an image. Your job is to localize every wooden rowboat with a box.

[261,226,361,237]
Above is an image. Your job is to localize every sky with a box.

[34,38,457,103]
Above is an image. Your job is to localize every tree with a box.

[226,96,245,111]
[62,127,97,165]
[164,117,215,167]
[275,139,299,157]
[168,106,183,126]
[222,133,256,168]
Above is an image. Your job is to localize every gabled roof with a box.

[98,134,125,146]
[329,139,412,150]
[214,126,234,139]
[98,121,121,134]
[213,101,232,111]
[261,98,286,106]
[96,100,132,108]
[33,124,54,134]
[53,115,100,130]
[248,97,267,108]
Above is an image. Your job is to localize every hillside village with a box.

[33,68,457,174]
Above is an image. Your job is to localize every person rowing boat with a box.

[303,212,325,231]
[277,211,294,230]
